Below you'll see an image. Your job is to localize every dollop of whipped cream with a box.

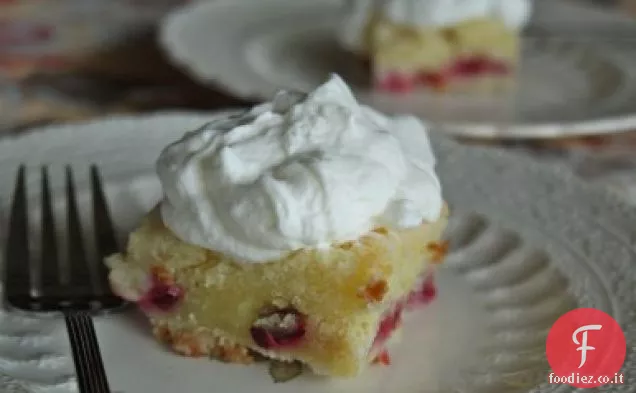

[382,0,532,28]
[157,75,443,263]
[339,0,532,53]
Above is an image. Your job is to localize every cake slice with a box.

[338,0,532,94]
[106,204,448,377]
[372,17,520,93]
[105,74,449,380]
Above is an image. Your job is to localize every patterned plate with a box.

[0,112,634,393]
[160,0,636,139]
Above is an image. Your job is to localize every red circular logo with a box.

[546,308,626,388]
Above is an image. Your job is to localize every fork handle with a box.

[65,312,112,393]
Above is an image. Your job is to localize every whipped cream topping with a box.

[383,0,532,28]
[339,0,532,53]
[157,75,443,263]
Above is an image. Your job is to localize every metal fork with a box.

[4,165,127,393]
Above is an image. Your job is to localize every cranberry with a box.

[372,303,404,348]
[372,350,391,366]
[143,283,184,312]
[137,273,184,313]
[453,57,489,76]
[406,273,437,308]
[377,73,414,93]
[250,307,306,349]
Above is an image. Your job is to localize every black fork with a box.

[4,165,126,393]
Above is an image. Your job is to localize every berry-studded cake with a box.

[106,75,449,380]
[338,0,533,93]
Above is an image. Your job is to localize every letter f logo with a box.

[572,324,602,368]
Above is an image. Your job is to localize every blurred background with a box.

[0,0,635,200]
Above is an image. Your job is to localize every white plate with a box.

[160,0,636,139]
[0,112,635,393]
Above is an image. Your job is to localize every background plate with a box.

[160,0,636,139]
[0,112,634,393]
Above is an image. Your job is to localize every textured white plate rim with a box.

[159,1,268,98]
[0,111,634,393]
[159,0,636,140]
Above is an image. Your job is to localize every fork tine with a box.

[5,165,31,302]
[90,166,118,293]
[65,166,91,289]
[40,167,60,291]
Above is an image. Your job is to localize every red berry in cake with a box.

[406,273,437,309]
[377,73,414,93]
[141,282,184,312]
[453,57,489,76]
[136,266,184,313]
[372,350,391,366]
[372,303,404,347]
[451,57,510,77]
[251,307,307,349]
